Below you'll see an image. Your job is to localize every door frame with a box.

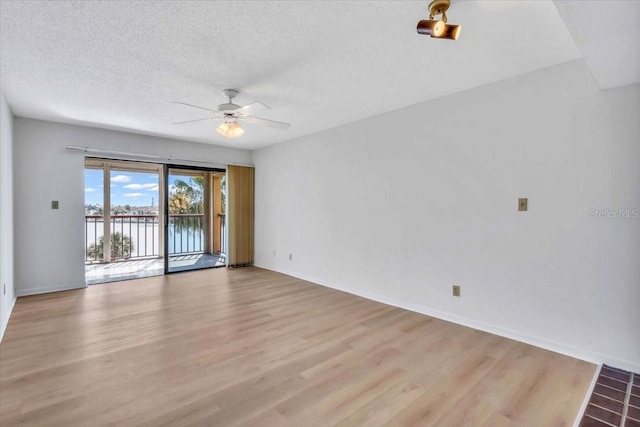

[85,157,164,264]
[164,164,226,274]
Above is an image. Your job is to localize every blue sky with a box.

[85,170,165,207]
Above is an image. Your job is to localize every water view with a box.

[85,218,206,261]
[85,163,226,264]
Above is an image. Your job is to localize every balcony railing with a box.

[85,215,159,262]
[85,213,225,263]
[219,214,226,254]
[168,214,204,255]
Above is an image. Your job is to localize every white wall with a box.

[0,90,16,341]
[13,118,252,296]
[254,60,640,371]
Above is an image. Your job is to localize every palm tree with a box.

[220,175,226,214]
[169,192,190,214]
[168,175,225,244]
[169,175,225,214]
[170,177,203,214]
[169,177,205,238]
[87,232,134,260]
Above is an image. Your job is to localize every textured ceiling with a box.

[553,0,640,90]
[0,1,623,150]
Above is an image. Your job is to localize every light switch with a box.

[51,201,59,209]
[518,198,527,212]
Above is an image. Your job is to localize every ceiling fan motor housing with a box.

[217,102,241,113]
[218,88,241,113]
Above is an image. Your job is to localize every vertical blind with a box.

[227,165,255,267]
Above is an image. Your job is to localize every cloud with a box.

[123,192,145,198]
[111,175,131,183]
[85,188,97,192]
[123,183,158,190]
[147,185,159,191]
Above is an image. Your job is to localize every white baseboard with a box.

[0,295,17,343]
[16,283,87,297]
[255,264,640,373]
[573,364,601,427]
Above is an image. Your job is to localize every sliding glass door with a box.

[84,159,225,282]
[84,158,163,284]
[165,166,226,273]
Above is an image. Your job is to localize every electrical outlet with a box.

[452,285,461,297]
[51,200,59,209]
[289,253,293,261]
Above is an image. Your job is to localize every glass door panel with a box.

[84,158,163,284]
[166,167,226,273]
[109,169,160,261]
[84,167,105,264]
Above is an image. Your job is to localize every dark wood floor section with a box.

[580,365,640,427]
[1,267,595,426]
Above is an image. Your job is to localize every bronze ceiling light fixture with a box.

[417,0,461,40]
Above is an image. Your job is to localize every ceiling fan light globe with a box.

[230,123,245,138]
[216,121,244,139]
[216,122,229,136]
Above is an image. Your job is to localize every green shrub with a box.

[87,232,134,260]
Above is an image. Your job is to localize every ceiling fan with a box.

[172,89,291,139]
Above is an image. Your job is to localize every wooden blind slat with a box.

[227,165,254,267]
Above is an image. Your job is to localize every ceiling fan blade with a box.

[172,117,214,125]
[239,115,290,130]
[171,101,219,113]
[234,101,270,116]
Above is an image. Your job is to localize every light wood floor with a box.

[0,267,595,426]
